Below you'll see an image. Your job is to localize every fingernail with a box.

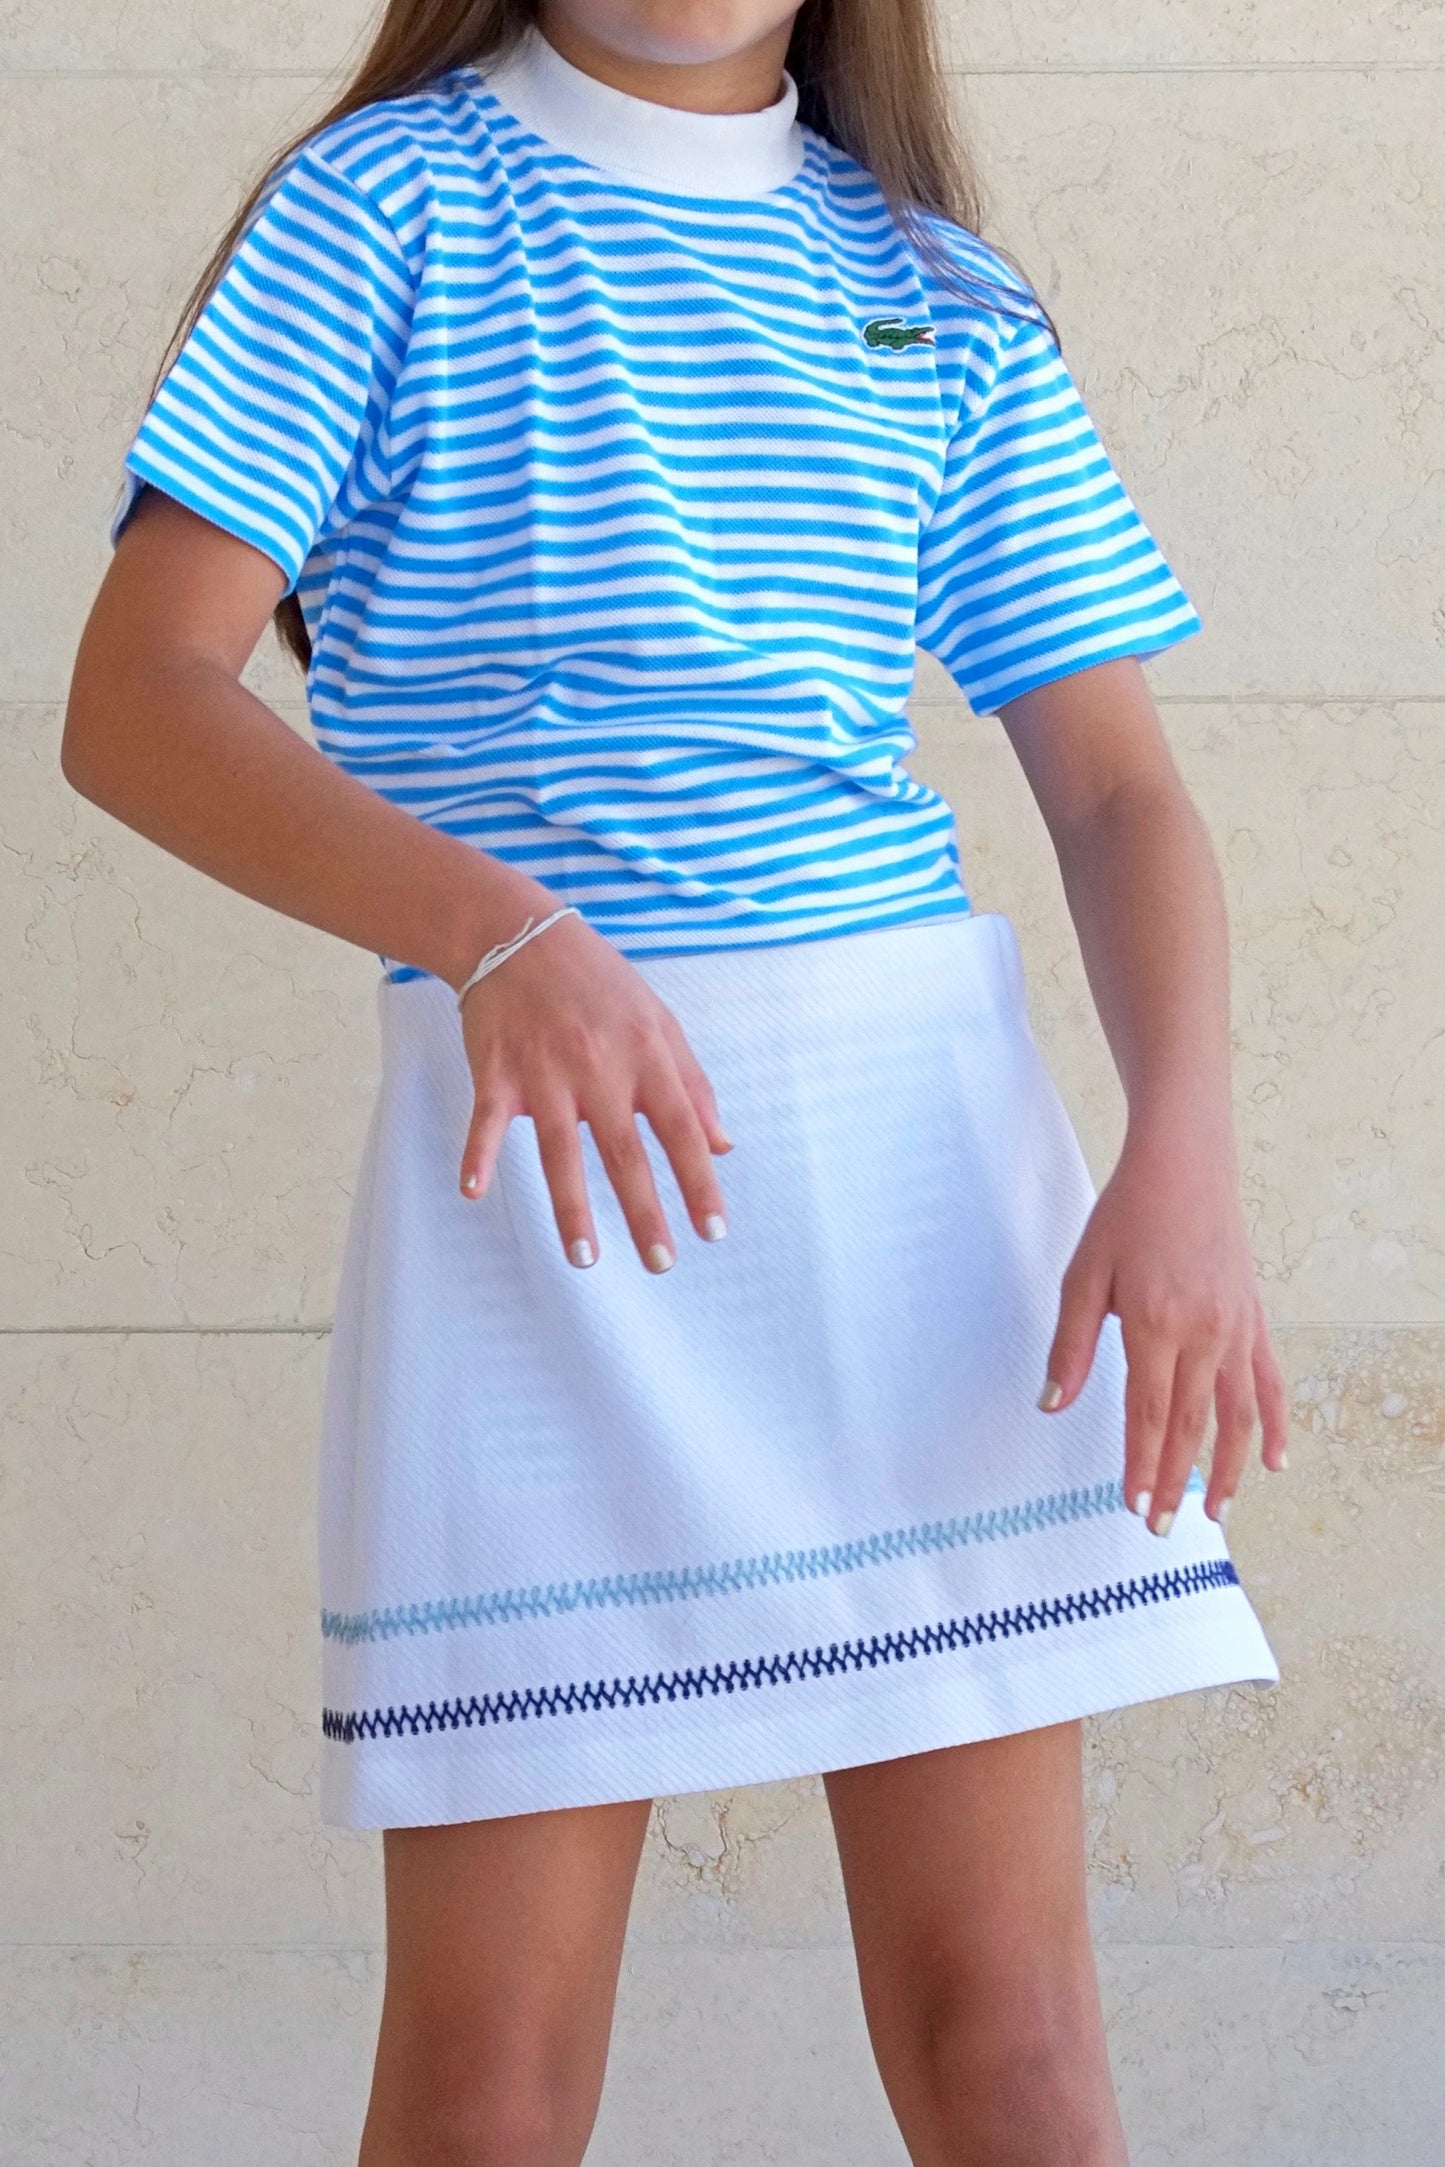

[461,1172,479,1195]
[646,1243,675,1274]
[569,1237,596,1268]
[1037,1380,1064,1412]
[1214,1497,1232,1528]
[701,1214,728,1242]
[1131,1489,1153,1519]
[1277,1450,1290,1471]
[1151,1509,1175,1538]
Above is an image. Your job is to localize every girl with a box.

[63,3,1286,2161]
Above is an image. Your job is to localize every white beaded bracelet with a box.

[455,905,580,1011]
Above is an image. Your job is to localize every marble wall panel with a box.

[0,72,337,708]
[2,708,377,1329]
[0,1330,381,1948]
[953,69,1445,701]
[4,73,1440,701]
[909,696,1445,1325]
[5,1327,1440,1959]
[2,1940,1442,2165]
[0,1,377,74]
[936,3,1445,70]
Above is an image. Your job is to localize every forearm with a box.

[1051,773,1237,1168]
[61,650,559,993]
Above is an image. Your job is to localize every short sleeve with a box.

[110,147,415,595]
[914,315,1203,715]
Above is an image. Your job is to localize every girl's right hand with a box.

[456,908,733,1272]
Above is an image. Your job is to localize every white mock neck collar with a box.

[475,22,807,199]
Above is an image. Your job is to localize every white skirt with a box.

[317,911,1278,1829]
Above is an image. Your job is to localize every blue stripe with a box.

[322,1559,1241,1742]
[322,1474,1211,1644]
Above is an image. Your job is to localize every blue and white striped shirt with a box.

[113,25,1202,976]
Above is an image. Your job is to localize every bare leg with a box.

[358,1795,652,2167]
[824,1722,1127,2167]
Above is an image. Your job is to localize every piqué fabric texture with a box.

[317,914,1277,1830]
[112,23,1202,971]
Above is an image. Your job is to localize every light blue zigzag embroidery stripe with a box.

[321,1472,1206,1647]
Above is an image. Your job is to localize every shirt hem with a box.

[377,891,976,982]
[965,615,1205,717]
[114,450,305,597]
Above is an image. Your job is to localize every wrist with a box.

[455,903,581,1010]
[1123,1096,1239,1179]
[432,861,568,995]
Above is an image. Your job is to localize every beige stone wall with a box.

[3,4,1441,2158]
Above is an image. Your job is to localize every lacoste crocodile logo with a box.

[863,315,936,352]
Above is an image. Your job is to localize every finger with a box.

[1205,1349,1257,1524]
[588,1107,677,1272]
[1148,1346,1219,1535]
[460,1088,516,1200]
[1121,1331,1177,1526]
[1253,1308,1291,1472]
[1039,1244,1111,1411]
[658,1015,734,1153]
[639,1067,729,1243]
[531,1099,600,1268]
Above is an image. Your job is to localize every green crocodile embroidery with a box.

[863,315,936,351]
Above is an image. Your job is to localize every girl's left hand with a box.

[1038,1128,1290,1532]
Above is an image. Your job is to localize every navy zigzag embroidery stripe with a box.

[319,1475,1209,1647]
[322,1558,1239,1745]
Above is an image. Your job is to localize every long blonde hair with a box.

[156,0,1051,668]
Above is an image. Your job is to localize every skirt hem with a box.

[319,1582,1279,1830]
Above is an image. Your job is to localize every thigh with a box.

[823,1720,1100,2039]
[824,1724,1125,2166]
[363,1796,653,2152]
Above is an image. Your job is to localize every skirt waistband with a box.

[377,910,1029,1047]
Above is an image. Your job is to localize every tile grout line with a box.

[2,1950,1445,1967]
[0,1323,331,1336]
[1,63,1442,80]
[3,1321,1438,1338]
[956,62,1429,75]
